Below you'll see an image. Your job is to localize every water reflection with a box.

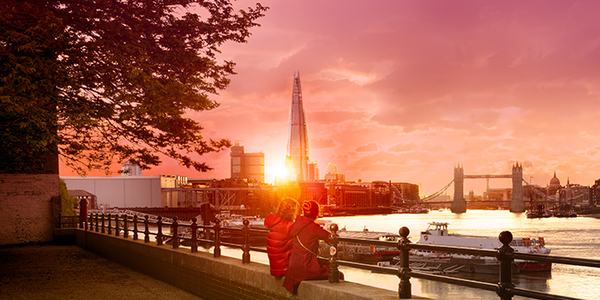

[323,210,600,300]
[171,210,598,299]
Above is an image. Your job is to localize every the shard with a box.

[285,71,310,182]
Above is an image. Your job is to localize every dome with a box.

[549,171,560,187]
[325,162,338,174]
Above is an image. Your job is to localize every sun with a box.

[269,163,289,182]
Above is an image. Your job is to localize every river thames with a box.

[322,210,600,300]
[214,209,599,299]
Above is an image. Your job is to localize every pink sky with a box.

[61,1,600,196]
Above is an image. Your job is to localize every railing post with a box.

[144,215,150,243]
[398,226,412,299]
[79,198,87,229]
[172,216,179,249]
[496,231,515,300]
[191,217,198,253]
[133,215,138,240]
[156,216,163,246]
[242,219,251,263]
[107,214,112,235]
[123,214,128,238]
[95,213,99,232]
[213,218,221,258]
[101,213,105,234]
[328,223,340,283]
[58,213,63,228]
[115,214,120,237]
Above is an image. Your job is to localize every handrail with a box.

[82,212,267,261]
[75,212,599,300]
[336,226,595,300]
[57,213,80,228]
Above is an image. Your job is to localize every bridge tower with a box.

[510,163,525,212]
[451,164,467,213]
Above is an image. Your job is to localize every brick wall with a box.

[0,174,60,245]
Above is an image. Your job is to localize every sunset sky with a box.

[61,1,600,196]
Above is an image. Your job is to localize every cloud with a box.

[355,143,379,152]
[61,0,600,196]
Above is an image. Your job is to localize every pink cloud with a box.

[61,0,600,195]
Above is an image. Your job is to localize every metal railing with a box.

[328,225,600,300]
[77,212,268,262]
[57,213,80,228]
[59,214,600,300]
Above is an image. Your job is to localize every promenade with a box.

[0,244,202,300]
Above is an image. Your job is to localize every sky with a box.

[60,0,600,196]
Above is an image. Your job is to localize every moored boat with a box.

[416,222,551,272]
[319,226,400,263]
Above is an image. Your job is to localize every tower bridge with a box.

[451,163,525,213]
[416,164,526,213]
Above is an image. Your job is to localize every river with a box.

[199,209,599,299]
[319,210,600,300]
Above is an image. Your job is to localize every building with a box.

[62,175,177,208]
[298,181,328,205]
[324,162,345,182]
[391,182,420,203]
[590,179,600,206]
[229,141,265,183]
[548,171,561,196]
[121,161,142,176]
[285,72,311,182]
[307,161,319,181]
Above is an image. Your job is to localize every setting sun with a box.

[273,164,289,179]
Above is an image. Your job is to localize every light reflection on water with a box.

[321,210,600,300]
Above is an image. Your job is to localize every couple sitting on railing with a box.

[264,198,342,293]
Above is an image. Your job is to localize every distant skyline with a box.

[60,1,600,196]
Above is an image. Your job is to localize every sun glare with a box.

[271,163,289,181]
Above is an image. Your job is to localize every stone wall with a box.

[0,174,60,245]
[76,229,405,300]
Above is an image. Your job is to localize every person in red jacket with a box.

[264,197,299,277]
[283,200,333,292]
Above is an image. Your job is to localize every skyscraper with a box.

[286,72,310,182]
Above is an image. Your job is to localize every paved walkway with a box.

[0,244,202,300]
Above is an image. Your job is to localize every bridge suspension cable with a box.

[420,180,454,201]
[393,180,454,203]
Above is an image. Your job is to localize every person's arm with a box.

[312,223,331,240]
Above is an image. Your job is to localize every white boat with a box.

[415,222,551,272]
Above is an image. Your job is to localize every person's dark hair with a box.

[302,200,319,220]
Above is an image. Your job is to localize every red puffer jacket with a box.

[264,213,295,277]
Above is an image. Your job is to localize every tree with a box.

[59,179,77,216]
[0,0,267,174]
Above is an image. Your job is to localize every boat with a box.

[374,260,462,275]
[218,214,268,246]
[414,222,551,273]
[319,226,401,263]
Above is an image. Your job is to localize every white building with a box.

[62,175,177,208]
[121,161,143,176]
